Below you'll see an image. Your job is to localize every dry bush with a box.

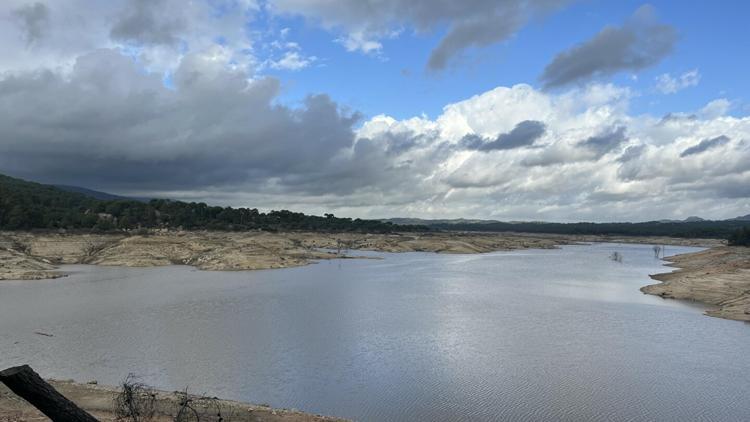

[114,377,240,422]
[114,374,156,422]
[174,389,238,422]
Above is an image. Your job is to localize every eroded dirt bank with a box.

[643,246,750,322]
[0,231,567,280]
[0,378,345,422]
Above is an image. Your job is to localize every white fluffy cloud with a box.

[655,69,701,94]
[267,51,317,71]
[0,0,257,75]
[0,1,748,222]
[350,85,750,221]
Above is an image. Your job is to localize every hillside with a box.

[428,220,750,239]
[2,173,747,238]
[384,214,750,239]
[54,185,146,202]
[0,174,426,233]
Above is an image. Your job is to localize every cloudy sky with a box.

[1,0,749,222]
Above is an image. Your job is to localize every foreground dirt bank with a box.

[0,231,568,280]
[0,378,345,422]
[642,246,750,322]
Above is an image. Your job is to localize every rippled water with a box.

[1,243,749,421]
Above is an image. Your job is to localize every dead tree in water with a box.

[0,365,99,422]
[652,245,662,259]
[336,239,353,256]
[610,251,623,263]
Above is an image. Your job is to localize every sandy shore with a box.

[0,378,345,422]
[642,246,750,322]
[0,231,568,280]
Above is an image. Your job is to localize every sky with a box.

[0,0,748,222]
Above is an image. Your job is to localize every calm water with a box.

[1,243,749,421]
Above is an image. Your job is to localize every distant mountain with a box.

[683,216,706,222]
[734,214,750,221]
[54,185,144,202]
[657,216,706,223]
[381,214,750,239]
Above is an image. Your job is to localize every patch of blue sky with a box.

[255,0,749,121]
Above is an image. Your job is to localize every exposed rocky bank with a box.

[643,246,750,322]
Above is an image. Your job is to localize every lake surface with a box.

[1,243,749,421]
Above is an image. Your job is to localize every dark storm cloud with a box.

[580,126,628,156]
[270,0,571,70]
[522,125,627,167]
[540,5,676,88]
[12,2,49,46]
[0,49,365,194]
[461,120,546,151]
[110,0,186,45]
[426,5,524,70]
[680,135,730,157]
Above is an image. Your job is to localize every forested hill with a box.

[426,220,749,239]
[0,174,427,233]
[2,173,746,238]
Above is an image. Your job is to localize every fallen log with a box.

[0,365,99,421]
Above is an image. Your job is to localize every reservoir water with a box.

[1,243,749,421]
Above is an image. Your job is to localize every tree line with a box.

[0,174,428,233]
[728,227,750,246]
[429,220,750,239]
[3,173,749,240]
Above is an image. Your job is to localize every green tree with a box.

[728,227,750,246]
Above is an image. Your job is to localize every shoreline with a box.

[0,230,570,281]
[0,230,722,282]
[4,230,743,321]
[0,378,346,422]
[642,246,750,322]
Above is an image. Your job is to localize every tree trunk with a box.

[0,365,99,422]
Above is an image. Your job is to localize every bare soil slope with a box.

[0,231,566,280]
[643,246,750,321]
